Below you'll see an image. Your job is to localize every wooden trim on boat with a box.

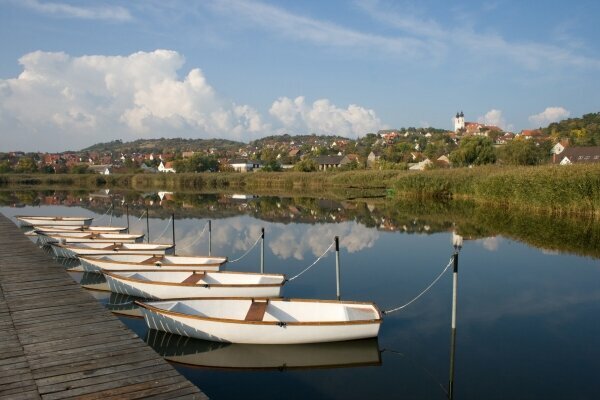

[80,255,228,267]
[180,272,206,284]
[245,300,268,321]
[134,299,383,326]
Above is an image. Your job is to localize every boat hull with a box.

[17,216,93,227]
[79,255,224,272]
[104,273,282,300]
[138,299,382,344]
[51,244,175,259]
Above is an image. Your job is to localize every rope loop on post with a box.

[228,233,263,263]
[92,204,113,222]
[176,221,209,251]
[286,240,335,282]
[153,215,173,241]
[382,257,454,315]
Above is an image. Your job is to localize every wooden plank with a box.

[0,213,207,399]
[245,300,268,321]
[181,272,206,284]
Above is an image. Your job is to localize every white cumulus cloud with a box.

[477,109,508,130]
[0,49,384,151]
[0,49,271,151]
[528,107,570,127]
[269,96,383,137]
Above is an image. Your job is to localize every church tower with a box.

[454,111,465,132]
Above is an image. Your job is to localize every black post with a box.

[335,236,341,300]
[126,204,130,234]
[172,213,176,256]
[146,207,150,243]
[208,220,212,256]
[260,227,265,273]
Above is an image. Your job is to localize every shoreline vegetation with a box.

[1,163,599,216]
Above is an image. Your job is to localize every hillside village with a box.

[1,112,599,174]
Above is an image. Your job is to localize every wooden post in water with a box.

[208,220,212,256]
[172,213,176,256]
[260,227,265,273]
[335,236,341,300]
[126,204,130,234]
[146,207,150,243]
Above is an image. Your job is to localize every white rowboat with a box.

[37,232,145,246]
[103,270,285,299]
[51,242,175,259]
[79,254,227,273]
[32,225,128,234]
[136,298,382,344]
[16,216,93,227]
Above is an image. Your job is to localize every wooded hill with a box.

[82,138,245,154]
[542,112,600,146]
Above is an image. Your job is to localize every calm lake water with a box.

[1,190,599,399]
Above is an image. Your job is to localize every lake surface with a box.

[1,190,599,399]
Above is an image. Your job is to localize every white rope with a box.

[382,257,454,315]
[93,204,113,222]
[137,209,147,222]
[153,215,173,241]
[176,222,209,251]
[286,241,335,282]
[228,234,262,263]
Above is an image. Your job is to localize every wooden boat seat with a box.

[245,301,268,321]
[181,272,206,284]
[142,255,164,265]
[104,244,122,250]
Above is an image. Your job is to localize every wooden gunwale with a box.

[135,298,383,326]
[81,255,227,267]
[104,270,286,288]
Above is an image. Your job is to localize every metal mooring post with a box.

[208,220,212,256]
[335,236,341,300]
[172,213,176,256]
[260,228,265,273]
[146,207,150,243]
[126,204,130,234]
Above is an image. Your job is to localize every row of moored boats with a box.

[17,214,382,344]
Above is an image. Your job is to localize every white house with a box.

[88,165,112,175]
[158,161,176,173]
[228,159,262,172]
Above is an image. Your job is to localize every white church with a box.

[454,111,465,132]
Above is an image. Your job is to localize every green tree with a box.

[261,160,283,172]
[294,158,318,172]
[0,161,12,173]
[15,157,38,173]
[70,164,90,174]
[449,137,497,166]
[499,139,550,165]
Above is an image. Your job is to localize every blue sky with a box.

[1,0,599,152]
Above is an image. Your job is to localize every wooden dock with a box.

[0,214,208,400]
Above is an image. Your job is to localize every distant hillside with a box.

[249,134,351,147]
[81,138,245,154]
[542,112,600,146]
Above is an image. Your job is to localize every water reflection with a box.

[145,329,382,371]
[0,189,597,258]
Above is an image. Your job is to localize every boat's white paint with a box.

[16,216,93,227]
[37,232,144,245]
[79,254,226,272]
[104,270,284,299]
[51,242,175,258]
[138,298,382,344]
[33,225,128,234]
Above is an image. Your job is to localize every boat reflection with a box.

[145,329,382,371]
[79,271,109,291]
[104,292,144,318]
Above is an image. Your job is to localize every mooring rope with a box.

[137,209,147,222]
[382,257,454,315]
[92,204,113,222]
[286,241,335,282]
[228,233,263,263]
[176,221,209,251]
[153,215,173,241]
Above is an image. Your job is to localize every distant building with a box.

[158,161,176,173]
[556,146,600,165]
[88,165,112,175]
[454,111,465,132]
[313,155,352,170]
[228,159,262,172]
